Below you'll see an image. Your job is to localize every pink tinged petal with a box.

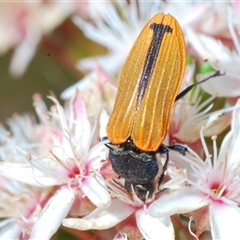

[51,129,63,145]
[209,202,240,240]
[69,90,91,149]
[233,0,240,16]
[63,199,135,230]
[9,30,41,78]
[70,90,88,122]
[148,187,210,218]
[30,187,75,240]
[81,176,111,208]
[136,209,174,240]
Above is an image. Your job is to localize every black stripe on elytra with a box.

[136,23,172,110]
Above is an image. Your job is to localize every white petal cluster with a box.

[1,1,240,240]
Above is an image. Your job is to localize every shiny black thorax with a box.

[109,139,158,184]
[109,139,158,200]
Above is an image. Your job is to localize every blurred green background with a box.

[0,18,107,123]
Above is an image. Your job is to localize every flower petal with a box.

[69,89,91,149]
[81,175,111,209]
[0,163,59,186]
[99,109,109,139]
[10,31,40,77]
[63,198,135,230]
[198,73,240,97]
[0,219,21,239]
[136,209,174,240]
[148,187,210,218]
[226,101,240,167]
[77,52,126,74]
[61,72,96,100]
[209,202,240,240]
[30,187,74,240]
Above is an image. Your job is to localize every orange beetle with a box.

[104,13,221,200]
[107,13,186,152]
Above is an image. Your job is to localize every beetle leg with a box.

[158,145,169,187]
[157,144,188,188]
[102,136,114,150]
[166,144,188,155]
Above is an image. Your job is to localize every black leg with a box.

[102,136,115,151]
[158,144,188,188]
[158,145,169,187]
[166,144,188,155]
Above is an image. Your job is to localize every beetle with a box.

[104,13,222,201]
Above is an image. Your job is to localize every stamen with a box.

[211,135,218,169]
[217,185,227,199]
[131,184,144,205]
[219,152,228,191]
[106,180,138,206]
[50,148,75,173]
[67,179,76,191]
[188,216,199,240]
[178,152,204,174]
[187,179,210,195]
[48,96,69,133]
[26,153,32,161]
[200,127,211,167]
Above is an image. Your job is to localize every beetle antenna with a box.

[175,70,224,102]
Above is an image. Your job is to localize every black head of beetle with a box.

[103,137,159,201]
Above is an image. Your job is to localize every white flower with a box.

[74,1,226,76]
[149,101,240,239]
[73,1,163,75]
[0,176,54,239]
[63,180,175,240]
[185,7,240,97]
[169,83,233,146]
[0,91,111,239]
[164,63,234,156]
[61,68,116,118]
